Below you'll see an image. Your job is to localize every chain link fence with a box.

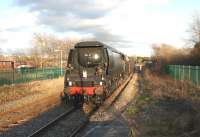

[0,68,64,86]
[165,65,200,85]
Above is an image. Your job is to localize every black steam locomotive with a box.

[62,41,134,106]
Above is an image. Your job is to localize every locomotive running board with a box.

[103,74,133,108]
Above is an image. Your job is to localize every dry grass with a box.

[125,70,200,137]
[0,77,64,131]
[144,70,200,106]
[0,78,63,105]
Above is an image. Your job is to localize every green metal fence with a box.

[165,65,200,85]
[0,68,64,86]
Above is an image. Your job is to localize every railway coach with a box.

[62,41,134,106]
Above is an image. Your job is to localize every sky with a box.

[0,0,200,56]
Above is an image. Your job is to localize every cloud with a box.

[0,38,8,44]
[14,0,128,47]
[6,0,187,56]
[16,0,121,19]
[0,30,32,50]
[0,9,40,51]
[0,11,38,32]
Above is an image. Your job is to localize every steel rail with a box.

[69,106,98,137]
[27,107,76,137]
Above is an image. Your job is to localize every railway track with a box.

[69,107,97,137]
[27,75,132,137]
[75,74,135,137]
[28,107,76,137]
[27,106,97,137]
[72,75,133,137]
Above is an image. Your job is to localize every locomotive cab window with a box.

[67,49,74,67]
[121,54,125,60]
[77,47,103,67]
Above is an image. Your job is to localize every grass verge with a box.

[0,77,64,131]
[0,77,63,105]
[125,70,200,137]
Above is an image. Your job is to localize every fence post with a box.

[179,65,181,80]
[182,65,184,81]
[176,65,177,80]
[25,70,27,82]
[189,65,191,81]
[177,65,179,80]
[174,65,176,80]
[36,69,38,79]
[11,61,15,85]
[196,66,199,85]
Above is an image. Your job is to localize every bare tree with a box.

[151,13,200,67]
[187,13,200,65]
[188,13,200,44]
[152,44,191,65]
[31,33,79,68]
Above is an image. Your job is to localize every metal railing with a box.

[165,65,200,85]
[0,68,64,86]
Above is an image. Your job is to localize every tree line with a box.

[152,14,200,66]
[29,33,79,68]
[0,33,80,68]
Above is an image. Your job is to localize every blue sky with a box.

[0,0,13,9]
[146,0,200,12]
[0,0,200,56]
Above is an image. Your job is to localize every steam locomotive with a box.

[62,41,134,106]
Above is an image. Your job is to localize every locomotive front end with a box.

[63,42,108,105]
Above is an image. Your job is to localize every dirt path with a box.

[0,77,64,131]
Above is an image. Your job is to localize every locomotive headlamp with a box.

[94,54,99,60]
[83,70,87,78]
[68,81,72,86]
